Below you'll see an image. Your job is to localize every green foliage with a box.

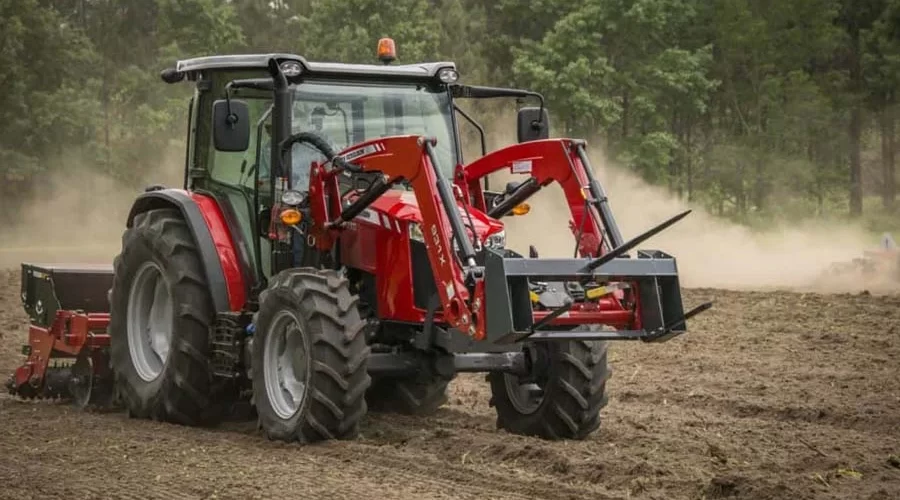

[0,0,100,168]
[2,0,900,231]
[299,0,442,63]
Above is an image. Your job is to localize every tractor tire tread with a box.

[253,267,371,444]
[108,207,218,427]
[488,333,610,441]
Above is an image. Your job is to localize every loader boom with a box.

[461,139,610,258]
[311,134,483,337]
[299,131,704,344]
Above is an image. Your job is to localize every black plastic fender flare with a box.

[126,188,231,313]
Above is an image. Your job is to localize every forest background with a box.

[2,0,899,240]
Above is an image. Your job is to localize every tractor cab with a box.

[165,41,544,297]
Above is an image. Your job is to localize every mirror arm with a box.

[223,82,237,127]
[453,104,486,157]
[533,93,546,131]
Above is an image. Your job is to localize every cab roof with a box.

[169,53,457,82]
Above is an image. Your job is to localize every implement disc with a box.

[68,351,94,409]
[68,350,114,410]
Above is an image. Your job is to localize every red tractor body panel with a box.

[190,192,247,311]
[339,189,503,323]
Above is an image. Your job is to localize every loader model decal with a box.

[430,224,448,268]
[341,142,385,162]
[511,159,533,174]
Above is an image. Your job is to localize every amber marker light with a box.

[511,203,531,216]
[280,208,302,226]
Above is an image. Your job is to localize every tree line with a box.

[2,0,898,226]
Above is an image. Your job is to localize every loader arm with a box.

[453,139,711,343]
[308,134,708,344]
[321,135,480,336]
[458,138,620,258]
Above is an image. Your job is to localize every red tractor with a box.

[7,41,710,443]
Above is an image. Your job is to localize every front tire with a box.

[108,208,218,426]
[252,268,371,443]
[488,335,611,440]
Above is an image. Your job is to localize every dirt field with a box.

[1,267,900,500]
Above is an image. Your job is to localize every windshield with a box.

[289,81,458,181]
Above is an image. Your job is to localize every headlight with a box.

[438,67,459,83]
[280,60,303,77]
[408,222,425,242]
[281,189,305,206]
[485,230,506,249]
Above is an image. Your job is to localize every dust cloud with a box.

[1,106,894,294]
[502,161,891,293]
[470,107,898,294]
[0,145,184,269]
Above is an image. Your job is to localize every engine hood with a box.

[368,189,504,237]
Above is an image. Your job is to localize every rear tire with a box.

[108,208,219,426]
[252,268,371,443]
[488,334,610,440]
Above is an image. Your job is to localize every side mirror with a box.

[517,107,550,143]
[213,99,250,152]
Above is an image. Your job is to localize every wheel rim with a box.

[503,344,548,415]
[126,261,173,382]
[263,310,310,420]
[503,374,545,415]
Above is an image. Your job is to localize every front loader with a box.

[7,40,711,443]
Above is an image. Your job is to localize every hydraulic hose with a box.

[279,132,362,173]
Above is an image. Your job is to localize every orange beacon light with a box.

[377,38,396,65]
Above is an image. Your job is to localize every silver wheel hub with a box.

[126,261,173,382]
[504,373,545,414]
[504,345,547,414]
[263,310,310,420]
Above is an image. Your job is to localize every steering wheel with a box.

[278,131,362,173]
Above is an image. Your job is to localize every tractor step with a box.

[211,313,247,379]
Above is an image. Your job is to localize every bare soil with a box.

[1,267,899,500]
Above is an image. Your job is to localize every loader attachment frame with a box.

[305,133,708,344]
[483,248,710,344]
[453,137,710,343]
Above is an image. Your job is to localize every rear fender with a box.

[127,188,245,312]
